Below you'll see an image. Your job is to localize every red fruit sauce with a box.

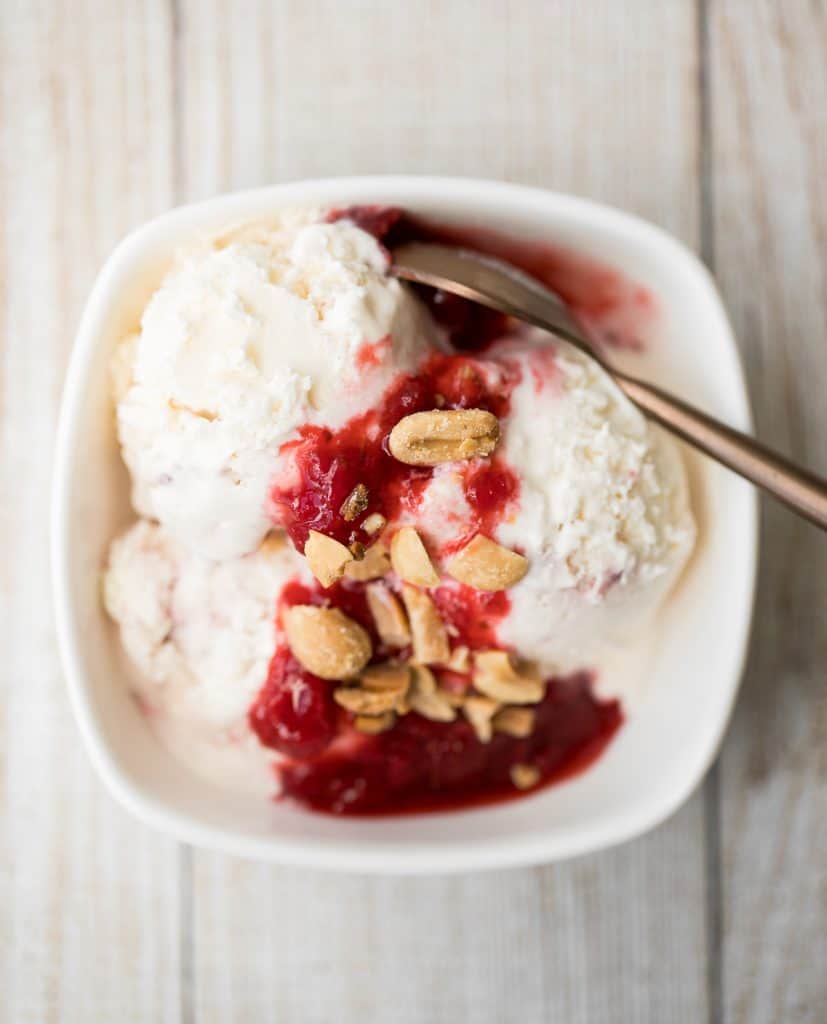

[247,205,636,815]
[269,351,521,553]
[248,647,336,760]
[279,673,620,815]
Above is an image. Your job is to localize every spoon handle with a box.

[615,371,827,529]
[389,242,827,529]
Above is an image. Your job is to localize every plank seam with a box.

[169,1,193,1021]
[180,844,195,1024]
[697,2,724,1023]
[171,0,184,205]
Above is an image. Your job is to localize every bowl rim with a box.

[51,175,758,873]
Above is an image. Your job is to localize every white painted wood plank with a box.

[709,3,827,1022]
[193,800,708,1024]
[177,0,702,245]
[0,2,182,1021]
[177,3,710,1022]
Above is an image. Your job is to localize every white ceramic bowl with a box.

[52,177,757,873]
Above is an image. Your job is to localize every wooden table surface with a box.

[1,1,825,1021]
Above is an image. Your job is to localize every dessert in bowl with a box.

[52,178,756,870]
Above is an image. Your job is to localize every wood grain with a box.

[174,2,710,1022]
[0,2,182,1021]
[709,3,827,1021]
[2,0,825,1020]
[191,800,707,1024]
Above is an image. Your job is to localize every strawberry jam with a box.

[278,672,621,816]
[269,352,521,553]
[248,647,336,759]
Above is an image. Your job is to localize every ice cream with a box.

[497,339,694,668]
[114,213,436,560]
[105,522,306,723]
[400,333,695,670]
[104,521,310,793]
[104,206,696,812]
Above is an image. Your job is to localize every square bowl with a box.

[52,177,757,873]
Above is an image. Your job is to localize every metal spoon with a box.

[391,242,827,531]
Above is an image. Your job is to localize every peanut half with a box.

[445,645,471,674]
[366,582,411,647]
[390,526,440,587]
[305,530,353,588]
[401,584,451,665]
[354,712,396,735]
[388,409,500,466]
[259,532,288,556]
[283,605,372,680]
[493,706,536,738]
[333,663,411,715]
[473,650,544,704]
[463,695,500,743]
[334,687,399,715]
[362,512,387,535]
[510,763,541,790]
[446,535,528,592]
[407,664,456,723]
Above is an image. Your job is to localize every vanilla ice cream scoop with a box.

[495,337,695,668]
[104,521,314,794]
[114,214,436,560]
[104,522,308,725]
[407,335,696,670]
